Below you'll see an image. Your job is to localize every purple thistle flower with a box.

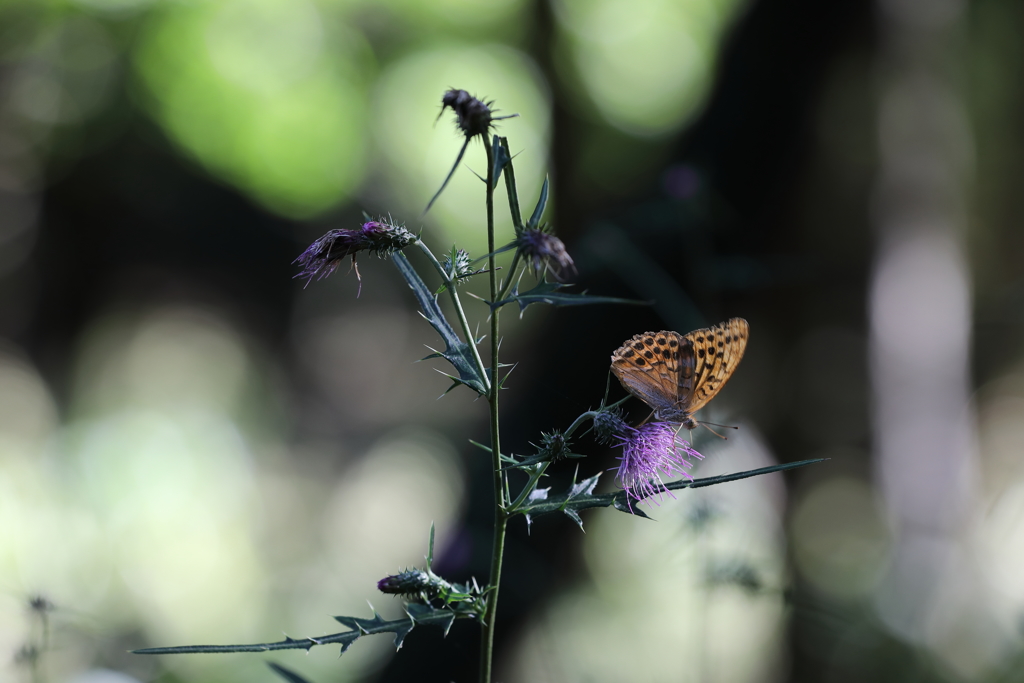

[517,227,576,281]
[293,220,415,294]
[614,422,704,507]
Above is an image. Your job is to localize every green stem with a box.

[413,239,490,392]
[480,137,506,683]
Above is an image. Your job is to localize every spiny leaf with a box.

[425,136,471,214]
[490,281,647,314]
[527,176,550,230]
[470,241,517,264]
[491,134,512,188]
[133,605,479,657]
[406,604,457,636]
[513,459,828,522]
[523,487,549,534]
[393,252,488,395]
[563,508,584,531]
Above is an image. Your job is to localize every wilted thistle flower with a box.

[294,220,416,294]
[592,407,629,445]
[426,90,518,214]
[614,422,704,507]
[517,227,576,281]
[439,89,496,138]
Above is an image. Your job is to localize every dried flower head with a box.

[439,89,496,138]
[614,422,704,507]
[517,227,576,281]
[293,219,416,294]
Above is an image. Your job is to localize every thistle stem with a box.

[480,136,507,683]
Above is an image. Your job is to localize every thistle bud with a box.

[592,408,629,445]
[535,430,572,463]
[377,569,434,597]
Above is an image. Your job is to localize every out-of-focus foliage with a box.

[554,0,748,136]
[134,0,374,217]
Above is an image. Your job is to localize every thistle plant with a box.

[135,90,823,683]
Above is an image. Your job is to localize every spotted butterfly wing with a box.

[610,318,748,427]
[610,331,694,422]
[681,318,749,414]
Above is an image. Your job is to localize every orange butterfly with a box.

[611,318,749,430]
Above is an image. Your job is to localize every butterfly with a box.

[610,318,749,430]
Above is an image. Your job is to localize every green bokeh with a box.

[556,0,748,137]
[134,0,373,218]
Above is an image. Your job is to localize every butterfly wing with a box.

[682,317,749,414]
[611,331,693,421]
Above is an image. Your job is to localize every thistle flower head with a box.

[517,227,576,282]
[592,407,629,445]
[614,422,704,507]
[293,219,416,293]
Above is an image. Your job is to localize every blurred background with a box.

[1,0,1022,681]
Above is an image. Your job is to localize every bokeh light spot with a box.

[134,0,371,217]
[555,0,748,136]
[791,473,891,599]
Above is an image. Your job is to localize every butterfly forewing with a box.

[683,318,749,413]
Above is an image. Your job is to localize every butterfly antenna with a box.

[602,370,614,406]
[699,422,736,440]
[701,421,739,430]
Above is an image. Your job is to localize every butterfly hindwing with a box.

[683,318,749,414]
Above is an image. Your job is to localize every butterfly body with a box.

[610,318,749,429]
